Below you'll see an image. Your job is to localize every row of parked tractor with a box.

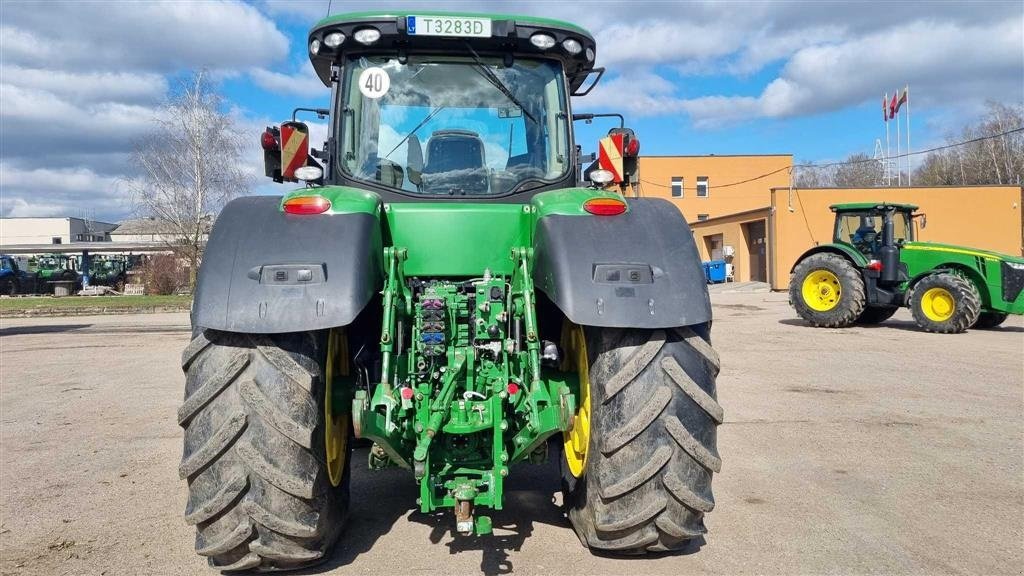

[0,253,139,296]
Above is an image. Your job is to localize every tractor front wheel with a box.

[909,273,981,333]
[972,311,1008,330]
[179,329,350,572]
[562,325,722,553]
[789,254,866,327]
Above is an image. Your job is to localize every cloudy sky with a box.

[1,0,1022,222]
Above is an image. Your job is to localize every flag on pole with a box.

[883,93,889,122]
[894,87,908,116]
[889,91,899,119]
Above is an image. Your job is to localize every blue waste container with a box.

[706,260,727,283]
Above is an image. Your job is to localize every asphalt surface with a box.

[1,294,1022,575]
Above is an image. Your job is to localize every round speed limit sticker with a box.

[358,67,390,99]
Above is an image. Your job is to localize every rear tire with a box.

[855,306,898,325]
[789,254,865,328]
[179,329,350,572]
[972,311,1008,330]
[909,273,981,333]
[563,325,722,553]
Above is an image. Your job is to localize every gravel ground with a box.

[1,294,1022,576]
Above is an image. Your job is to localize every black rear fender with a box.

[192,196,383,333]
[533,199,711,329]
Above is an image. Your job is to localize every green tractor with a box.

[84,256,130,291]
[181,11,721,572]
[790,202,1024,333]
[33,253,81,293]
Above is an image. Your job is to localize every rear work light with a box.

[283,195,331,215]
[583,197,627,216]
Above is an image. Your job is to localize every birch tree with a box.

[127,70,251,288]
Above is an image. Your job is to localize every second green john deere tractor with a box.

[180,11,721,572]
[790,202,1024,333]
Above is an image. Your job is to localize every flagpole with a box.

[884,93,891,186]
[896,101,901,186]
[906,86,911,187]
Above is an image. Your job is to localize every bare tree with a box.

[126,71,251,288]
[914,101,1024,187]
[792,160,834,188]
[832,153,884,187]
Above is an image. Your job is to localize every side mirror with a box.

[407,135,423,186]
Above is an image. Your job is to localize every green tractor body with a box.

[33,254,80,293]
[84,256,130,291]
[182,11,722,572]
[790,202,1024,332]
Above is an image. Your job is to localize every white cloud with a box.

[579,18,1023,127]
[0,162,129,218]
[1,1,289,72]
[250,61,326,97]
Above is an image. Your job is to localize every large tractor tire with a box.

[909,273,981,334]
[855,306,899,325]
[179,329,350,572]
[789,253,866,328]
[561,324,722,553]
[972,311,1008,329]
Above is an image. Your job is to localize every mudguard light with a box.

[283,195,331,215]
[583,197,627,216]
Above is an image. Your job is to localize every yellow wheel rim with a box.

[921,287,956,322]
[325,329,349,487]
[801,270,842,312]
[561,323,590,478]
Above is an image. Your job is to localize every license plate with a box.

[407,15,491,38]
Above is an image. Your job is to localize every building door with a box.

[704,234,724,261]
[744,220,767,283]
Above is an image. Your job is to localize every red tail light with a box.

[283,195,331,215]
[867,259,883,271]
[261,129,279,151]
[583,197,627,216]
[625,137,640,156]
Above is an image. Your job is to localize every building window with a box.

[696,176,709,197]
[697,214,710,221]
[670,176,683,198]
[52,237,62,244]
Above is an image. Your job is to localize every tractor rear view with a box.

[179,11,722,572]
[790,203,1024,333]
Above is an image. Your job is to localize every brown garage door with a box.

[744,220,767,283]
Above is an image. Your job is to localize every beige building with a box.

[633,155,1022,289]
[688,185,1022,289]
[0,217,116,246]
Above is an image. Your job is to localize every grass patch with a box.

[0,294,192,312]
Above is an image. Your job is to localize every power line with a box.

[638,126,1024,191]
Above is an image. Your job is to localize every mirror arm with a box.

[292,107,331,121]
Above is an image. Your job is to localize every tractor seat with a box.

[420,130,488,194]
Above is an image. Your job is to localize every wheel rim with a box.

[562,324,590,478]
[801,269,842,311]
[921,287,956,322]
[325,329,349,487]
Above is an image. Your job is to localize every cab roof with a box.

[830,202,919,212]
[308,11,598,90]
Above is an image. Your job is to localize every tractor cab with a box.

[260,11,642,197]
[831,202,918,258]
